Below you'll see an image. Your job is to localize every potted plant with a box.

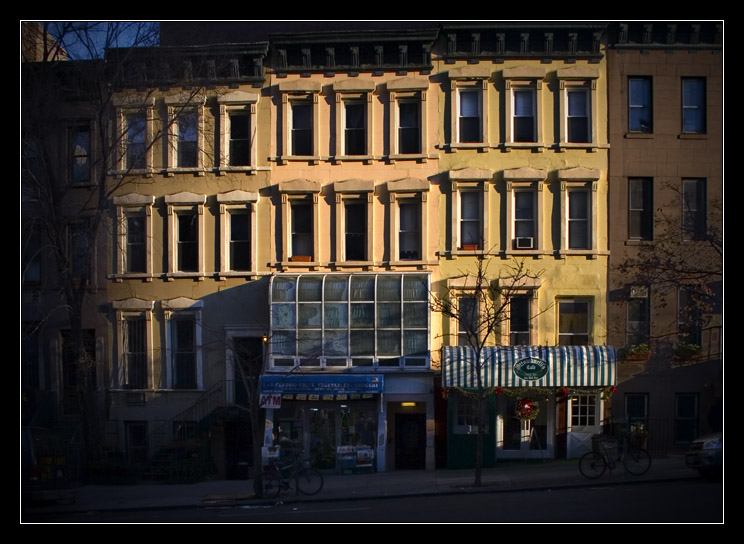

[625,343,651,361]
[674,342,702,361]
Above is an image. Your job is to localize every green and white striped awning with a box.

[442,346,617,389]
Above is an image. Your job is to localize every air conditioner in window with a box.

[515,237,534,249]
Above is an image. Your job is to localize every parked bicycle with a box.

[578,433,652,479]
[253,449,324,498]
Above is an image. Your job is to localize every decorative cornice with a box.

[333,179,375,193]
[387,178,430,192]
[449,168,494,181]
[216,190,259,203]
[278,179,321,193]
[503,167,548,182]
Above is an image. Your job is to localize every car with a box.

[21,427,77,505]
[685,431,722,481]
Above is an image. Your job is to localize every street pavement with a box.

[22,455,703,518]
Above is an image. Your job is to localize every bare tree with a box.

[431,257,545,486]
[21,22,210,472]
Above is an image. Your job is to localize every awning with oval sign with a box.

[442,346,617,389]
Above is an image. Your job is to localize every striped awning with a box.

[442,346,617,389]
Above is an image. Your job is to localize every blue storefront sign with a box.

[259,374,384,400]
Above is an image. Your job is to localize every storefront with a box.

[259,372,435,471]
[442,345,617,466]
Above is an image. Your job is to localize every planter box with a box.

[460,244,481,251]
[625,353,651,361]
[290,255,312,262]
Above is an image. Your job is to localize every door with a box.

[395,413,425,469]
[498,396,553,459]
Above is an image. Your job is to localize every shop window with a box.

[682,77,706,134]
[629,77,653,133]
[571,395,597,427]
[558,299,590,346]
[628,178,653,240]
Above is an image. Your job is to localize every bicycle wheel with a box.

[253,470,282,498]
[296,468,324,495]
[578,452,607,479]
[624,446,652,476]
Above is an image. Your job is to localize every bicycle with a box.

[578,433,652,479]
[253,450,324,498]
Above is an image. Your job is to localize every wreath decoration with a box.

[515,397,539,421]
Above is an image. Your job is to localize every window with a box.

[567,89,590,143]
[503,66,546,148]
[269,273,430,369]
[388,77,428,158]
[228,113,251,166]
[682,178,707,241]
[558,300,590,346]
[627,291,650,347]
[344,102,366,155]
[459,191,482,249]
[176,110,198,168]
[678,288,702,346]
[453,394,485,434]
[291,202,313,260]
[163,298,203,389]
[509,296,531,346]
[399,202,421,261]
[557,66,599,148]
[125,114,146,170]
[69,123,91,184]
[126,215,147,274]
[345,202,367,261]
[123,316,147,389]
[628,178,653,240]
[682,78,706,134]
[177,212,198,272]
[22,228,41,287]
[398,102,420,155]
[625,393,649,436]
[570,395,597,427]
[629,77,652,133]
[114,193,155,278]
[513,89,536,142]
[514,190,535,249]
[218,91,259,170]
[68,222,91,280]
[165,193,206,277]
[458,90,481,143]
[675,394,699,444]
[457,295,479,347]
[217,190,259,276]
[291,102,313,156]
[568,190,590,249]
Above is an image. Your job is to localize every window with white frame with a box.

[114,95,154,173]
[269,273,430,369]
[217,90,259,171]
[449,168,492,254]
[682,77,706,134]
[503,66,545,148]
[387,178,429,264]
[557,66,599,148]
[504,167,546,254]
[558,299,591,346]
[344,101,366,155]
[448,65,490,147]
[333,179,374,265]
[570,395,597,427]
[176,109,198,168]
[165,94,205,171]
[165,193,206,277]
[68,122,92,184]
[333,80,375,159]
[113,299,153,390]
[217,191,259,276]
[453,394,484,434]
[279,179,320,266]
[559,167,600,255]
[163,298,203,389]
[388,77,428,159]
[279,80,321,162]
[114,194,154,279]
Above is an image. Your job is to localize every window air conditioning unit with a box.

[515,237,534,249]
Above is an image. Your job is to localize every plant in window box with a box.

[461,244,480,251]
[624,343,651,361]
[674,342,702,361]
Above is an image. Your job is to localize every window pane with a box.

[229,113,251,166]
[461,190,481,246]
[127,216,146,273]
[126,115,146,169]
[398,102,420,154]
[324,276,349,301]
[682,78,706,133]
[629,78,652,133]
[567,90,589,143]
[350,303,374,327]
[459,91,480,143]
[324,303,348,328]
[71,126,91,182]
[324,330,348,356]
[399,202,420,260]
[297,303,321,328]
[377,330,400,356]
[345,203,366,260]
[230,213,251,271]
[177,114,198,167]
[272,276,296,301]
[403,275,428,301]
[403,302,427,328]
[177,214,198,272]
[345,102,366,155]
[350,276,375,300]
[513,90,535,142]
[291,203,312,257]
[378,302,401,328]
[292,103,313,155]
[350,330,374,356]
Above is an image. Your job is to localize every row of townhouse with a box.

[21,21,722,478]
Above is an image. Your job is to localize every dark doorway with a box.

[395,413,425,469]
[225,421,253,479]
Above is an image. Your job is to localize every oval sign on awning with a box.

[513,357,549,381]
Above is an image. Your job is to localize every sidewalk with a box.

[22,455,697,517]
